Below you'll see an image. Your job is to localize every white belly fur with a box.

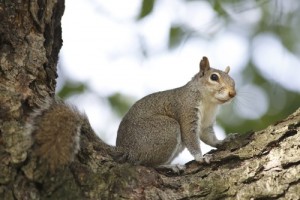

[197,101,218,130]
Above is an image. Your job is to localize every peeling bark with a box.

[0,1,300,200]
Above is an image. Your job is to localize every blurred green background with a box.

[57,0,300,139]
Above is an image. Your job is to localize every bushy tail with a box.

[28,97,126,172]
[29,98,83,172]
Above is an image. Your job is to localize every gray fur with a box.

[116,57,236,166]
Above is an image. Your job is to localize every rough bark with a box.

[0,1,300,200]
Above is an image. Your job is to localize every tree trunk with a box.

[0,1,300,200]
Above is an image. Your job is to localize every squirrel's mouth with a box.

[216,98,231,104]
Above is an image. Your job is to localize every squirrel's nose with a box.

[228,90,236,98]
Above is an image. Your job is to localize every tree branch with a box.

[65,107,299,199]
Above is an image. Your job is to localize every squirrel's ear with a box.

[199,56,210,77]
[225,66,230,74]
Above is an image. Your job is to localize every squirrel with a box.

[28,56,236,172]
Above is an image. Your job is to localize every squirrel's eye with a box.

[210,74,219,81]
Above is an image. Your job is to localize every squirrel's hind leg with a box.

[117,116,183,167]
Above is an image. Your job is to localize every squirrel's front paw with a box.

[194,154,213,164]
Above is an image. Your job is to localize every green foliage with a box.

[138,0,155,19]
[57,81,87,99]
[169,26,185,49]
[108,93,132,117]
[211,0,228,17]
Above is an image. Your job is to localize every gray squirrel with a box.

[29,56,236,172]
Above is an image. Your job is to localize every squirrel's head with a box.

[197,56,236,104]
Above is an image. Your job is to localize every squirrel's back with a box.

[121,84,197,121]
[123,89,178,119]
